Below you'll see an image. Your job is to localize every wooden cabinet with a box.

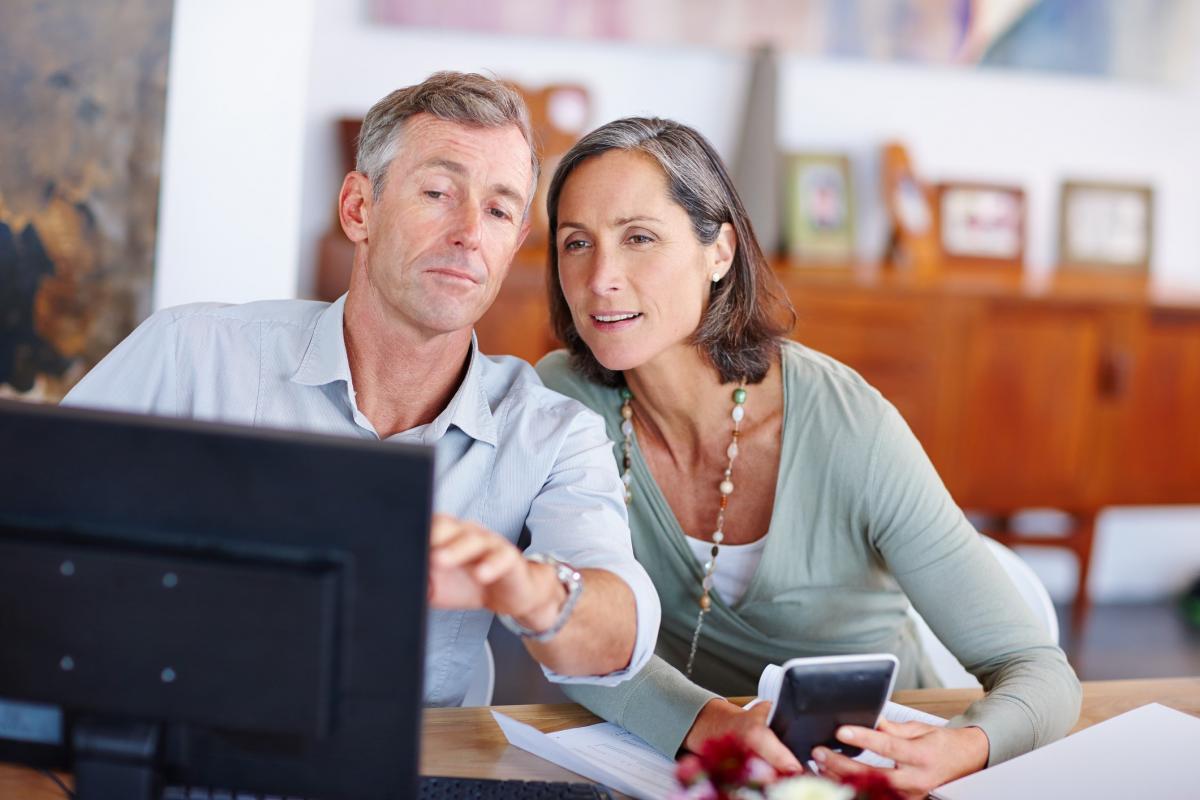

[475,262,1200,635]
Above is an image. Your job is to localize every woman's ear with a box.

[709,222,737,280]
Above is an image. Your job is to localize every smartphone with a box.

[765,654,898,760]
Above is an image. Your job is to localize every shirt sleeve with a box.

[61,309,180,415]
[523,404,661,686]
[564,655,719,757]
[863,403,1082,765]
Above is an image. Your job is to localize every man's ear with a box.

[339,171,372,244]
[515,216,532,253]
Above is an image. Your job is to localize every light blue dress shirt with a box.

[62,295,660,706]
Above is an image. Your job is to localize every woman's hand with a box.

[684,699,804,773]
[813,720,990,799]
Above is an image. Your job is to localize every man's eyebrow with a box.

[420,157,467,176]
[419,158,524,206]
[491,182,524,206]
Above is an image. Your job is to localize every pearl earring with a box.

[711,271,722,283]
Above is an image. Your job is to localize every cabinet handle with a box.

[1097,349,1133,398]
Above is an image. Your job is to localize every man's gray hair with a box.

[355,71,539,208]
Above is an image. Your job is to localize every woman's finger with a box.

[878,719,933,738]
[745,724,803,774]
[811,747,870,780]
[836,725,921,766]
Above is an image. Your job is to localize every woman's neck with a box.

[623,344,741,459]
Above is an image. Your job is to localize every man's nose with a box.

[448,205,482,250]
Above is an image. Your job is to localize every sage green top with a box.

[535,342,1080,767]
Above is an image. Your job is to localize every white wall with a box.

[155,0,1200,602]
[777,58,1200,287]
[154,0,315,308]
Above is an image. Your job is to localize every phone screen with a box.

[768,657,896,760]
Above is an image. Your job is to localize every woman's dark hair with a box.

[546,117,795,387]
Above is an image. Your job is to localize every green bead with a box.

[732,387,747,405]
[620,387,633,401]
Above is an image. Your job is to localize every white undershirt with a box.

[684,534,768,607]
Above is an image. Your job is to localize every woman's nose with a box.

[585,247,621,295]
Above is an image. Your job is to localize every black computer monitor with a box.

[0,399,434,800]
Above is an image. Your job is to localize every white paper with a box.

[492,710,678,800]
[931,703,1200,800]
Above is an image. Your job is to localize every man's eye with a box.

[488,207,512,221]
[424,190,445,200]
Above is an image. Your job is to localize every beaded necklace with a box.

[619,381,748,678]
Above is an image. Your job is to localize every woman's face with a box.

[554,149,734,374]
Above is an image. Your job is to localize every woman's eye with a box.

[627,233,654,245]
[562,239,590,252]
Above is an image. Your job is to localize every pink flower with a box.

[746,757,778,786]
[837,770,904,800]
[677,754,707,786]
[697,733,756,786]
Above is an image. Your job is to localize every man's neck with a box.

[342,290,473,440]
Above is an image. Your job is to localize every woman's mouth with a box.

[590,312,643,330]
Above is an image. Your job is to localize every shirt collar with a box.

[291,295,498,446]
[291,294,353,388]
[428,332,498,447]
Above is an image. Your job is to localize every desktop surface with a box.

[3,679,1197,799]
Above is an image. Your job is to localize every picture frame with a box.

[1058,181,1153,273]
[934,182,1025,270]
[783,153,855,265]
[880,142,939,275]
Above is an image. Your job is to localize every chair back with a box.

[909,536,1059,689]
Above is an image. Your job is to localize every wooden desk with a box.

[418,677,1200,781]
[5,678,1197,796]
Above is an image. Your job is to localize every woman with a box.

[534,118,1080,797]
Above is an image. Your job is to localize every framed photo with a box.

[934,182,1025,269]
[880,142,939,275]
[1059,181,1153,273]
[783,153,855,264]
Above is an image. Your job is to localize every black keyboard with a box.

[163,777,615,799]
[419,776,614,799]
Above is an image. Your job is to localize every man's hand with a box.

[428,514,565,630]
[684,699,804,774]
[813,720,989,799]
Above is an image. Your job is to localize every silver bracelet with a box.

[497,553,583,642]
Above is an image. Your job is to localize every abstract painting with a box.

[0,0,173,400]
[372,0,1197,84]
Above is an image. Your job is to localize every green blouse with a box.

[535,341,1080,767]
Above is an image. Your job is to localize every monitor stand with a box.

[73,717,161,800]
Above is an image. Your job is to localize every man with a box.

[63,72,659,706]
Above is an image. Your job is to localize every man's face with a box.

[360,114,532,337]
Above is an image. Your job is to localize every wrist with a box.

[685,698,738,753]
[497,554,583,642]
[960,725,991,771]
[511,562,568,631]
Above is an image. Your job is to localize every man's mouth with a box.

[428,267,482,285]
